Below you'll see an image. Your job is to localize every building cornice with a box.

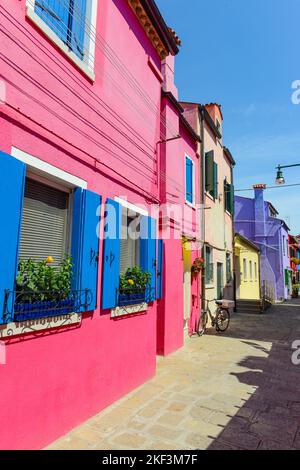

[163,91,201,143]
[128,0,179,59]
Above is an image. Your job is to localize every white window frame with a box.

[25,0,98,81]
[185,154,195,208]
[11,146,87,189]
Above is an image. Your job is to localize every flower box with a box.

[118,291,146,307]
[14,298,75,321]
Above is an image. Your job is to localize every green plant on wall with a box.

[119,266,151,294]
[16,256,73,302]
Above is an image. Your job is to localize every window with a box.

[205,151,218,199]
[254,262,258,280]
[226,253,232,284]
[185,156,194,205]
[102,200,160,310]
[243,258,247,281]
[205,246,213,285]
[0,149,101,324]
[120,207,141,274]
[27,0,96,78]
[249,260,253,281]
[216,119,221,134]
[19,177,70,268]
[224,179,234,215]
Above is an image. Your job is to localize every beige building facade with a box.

[181,102,235,312]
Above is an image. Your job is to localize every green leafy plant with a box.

[119,266,151,294]
[16,256,73,303]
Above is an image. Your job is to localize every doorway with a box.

[182,240,191,329]
[217,262,223,300]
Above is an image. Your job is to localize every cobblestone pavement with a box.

[47,300,300,450]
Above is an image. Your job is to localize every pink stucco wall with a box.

[157,94,200,355]
[0,0,167,449]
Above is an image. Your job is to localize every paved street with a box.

[47,300,300,450]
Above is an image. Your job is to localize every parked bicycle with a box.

[197,298,231,336]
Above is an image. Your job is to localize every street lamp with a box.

[275,165,285,185]
[275,163,300,185]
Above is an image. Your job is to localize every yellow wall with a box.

[235,235,260,300]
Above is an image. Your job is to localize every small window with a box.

[205,246,213,285]
[249,260,253,281]
[185,156,194,205]
[283,236,286,256]
[243,258,247,281]
[254,262,258,280]
[19,177,70,268]
[29,0,96,76]
[120,207,141,274]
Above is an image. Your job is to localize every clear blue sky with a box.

[157,0,300,233]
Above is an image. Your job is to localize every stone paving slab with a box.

[46,300,300,450]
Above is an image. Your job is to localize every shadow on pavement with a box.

[206,300,300,450]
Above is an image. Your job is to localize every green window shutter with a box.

[213,162,218,199]
[205,151,214,196]
[284,269,289,287]
[230,184,234,215]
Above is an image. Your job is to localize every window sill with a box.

[205,284,214,289]
[111,303,148,318]
[26,7,95,82]
[205,191,215,203]
[185,200,196,209]
[0,312,81,339]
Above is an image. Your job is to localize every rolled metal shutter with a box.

[19,178,69,268]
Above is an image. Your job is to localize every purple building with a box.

[235,184,291,301]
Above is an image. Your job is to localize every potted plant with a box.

[191,257,205,277]
[119,267,152,306]
[15,256,74,320]
[292,284,299,299]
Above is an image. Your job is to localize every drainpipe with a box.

[230,163,237,312]
[199,106,205,310]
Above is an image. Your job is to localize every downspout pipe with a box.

[199,106,205,310]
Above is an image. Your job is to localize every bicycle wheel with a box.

[215,308,230,332]
[197,311,208,336]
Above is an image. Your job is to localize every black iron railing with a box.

[116,286,155,307]
[2,289,92,323]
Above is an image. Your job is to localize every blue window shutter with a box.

[0,151,26,323]
[185,157,193,203]
[35,0,69,43]
[101,199,121,310]
[69,0,87,60]
[140,216,157,302]
[157,239,164,300]
[72,188,101,312]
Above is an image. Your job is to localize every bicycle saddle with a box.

[215,300,223,306]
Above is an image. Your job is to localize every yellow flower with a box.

[127,279,134,286]
[45,256,54,264]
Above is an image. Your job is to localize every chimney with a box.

[253,184,267,242]
[161,55,178,99]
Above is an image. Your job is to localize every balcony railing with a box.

[2,289,92,323]
[116,286,155,307]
